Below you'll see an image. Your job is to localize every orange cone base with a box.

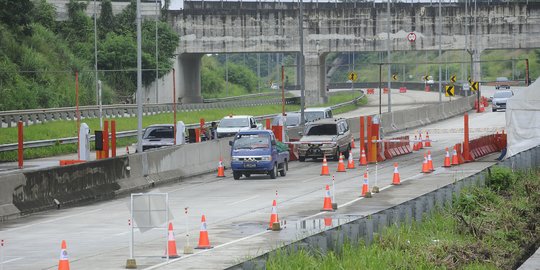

[58,261,70,270]
[217,168,225,177]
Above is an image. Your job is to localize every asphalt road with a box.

[0,86,516,269]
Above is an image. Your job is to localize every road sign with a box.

[407,32,416,42]
[392,73,398,81]
[445,85,455,97]
[470,81,479,91]
[348,71,358,82]
[450,75,456,83]
[423,75,430,81]
[468,76,472,84]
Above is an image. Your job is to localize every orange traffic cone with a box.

[451,146,459,165]
[320,155,330,176]
[58,240,70,270]
[413,135,419,151]
[425,132,432,147]
[427,150,434,171]
[164,222,180,258]
[392,163,401,185]
[421,153,430,173]
[347,150,355,169]
[196,215,213,249]
[359,148,368,165]
[443,147,452,167]
[268,200,281,231]
[361,169,371,197]
[351,138,356,149]
[418,133,424,149]
[336,153,346,172]
[322,185,334,211]
[324,217,332,227]
[217,157,225,177]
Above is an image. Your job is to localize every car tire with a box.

[343,144,351,159]
[334,147,340,161]
[269,164,277,179]
[233,171,241,180]
[299,156,306,162]
[279,161,287,177]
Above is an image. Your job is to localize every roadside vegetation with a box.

[266,167,540,270]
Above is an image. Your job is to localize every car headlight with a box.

[261,155,272,161]
[232,157,241,161]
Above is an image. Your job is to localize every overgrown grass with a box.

[266,167,540,269]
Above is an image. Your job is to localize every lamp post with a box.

[93,0,102,129]
[136,0,143,153]
[155,0,159,103]
[299,0,305,125]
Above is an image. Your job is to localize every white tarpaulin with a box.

[505,78,540,157]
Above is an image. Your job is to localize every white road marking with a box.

[1,257,23,264]
[142,230,270,270]
[227,195,259,206]
[2,208,103,232]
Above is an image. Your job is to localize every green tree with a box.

[98,0,115,38]
[32,0,56,30]
[227,63,257,93]
[0,0,34,36]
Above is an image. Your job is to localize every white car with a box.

[217,115,261,138]
[304,107,333,123]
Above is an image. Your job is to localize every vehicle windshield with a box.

[272,115,300,127]
[494,91,513,98]
[496,77,509,82]
[233,134,270,149]
[305,124,337,136]
[143,127,174,139]
[305,112,325,122]
[219,118,249,128]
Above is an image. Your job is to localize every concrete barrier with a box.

[0,96,475,221]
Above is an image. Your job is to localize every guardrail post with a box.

[104,120,109,158]
[111,120,116,157]
[366,116,373,163]
[18,121,23,169]
[463,113,473,162]
[359,116,365,154]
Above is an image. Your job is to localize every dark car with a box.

[141,124,175,151]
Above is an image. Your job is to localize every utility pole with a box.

[299,0,305,125]
[438,0,442,103]
[386,0,392,112]
[136,0,143,153]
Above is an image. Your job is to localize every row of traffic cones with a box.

[320,148,368,176]
[413,131,432,151]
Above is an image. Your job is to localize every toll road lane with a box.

[0,106,504,270]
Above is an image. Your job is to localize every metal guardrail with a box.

[0,93,364,152]
[0,97,297,128]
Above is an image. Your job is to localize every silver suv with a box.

[492,90,514,112]
[141,124,175,151]
[297,118,352,161]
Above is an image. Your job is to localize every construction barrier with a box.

[399,87,407,93]
[383,88,389,94]
[367,88,375,94]
[468,132,507,160]
[383,135,413,159]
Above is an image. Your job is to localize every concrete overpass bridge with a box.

[168,1,540,104]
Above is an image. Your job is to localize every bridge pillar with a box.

[472,50,482,82]
[304,53,328,105]
[177,53,204,103]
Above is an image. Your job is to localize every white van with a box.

[216,115,261,138]
[304,107,333,123]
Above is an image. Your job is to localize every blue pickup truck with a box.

[229,130,289,180]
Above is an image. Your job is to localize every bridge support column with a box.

[304,53,328,106]
[177,53,204,103]
[471,50,482,82]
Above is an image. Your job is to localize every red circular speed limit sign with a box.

[407,32,416,42]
